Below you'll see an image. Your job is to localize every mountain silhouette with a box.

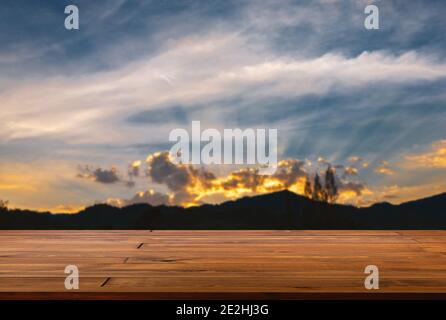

[1,190,445,229]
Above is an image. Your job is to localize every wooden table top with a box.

[1,230,446,299]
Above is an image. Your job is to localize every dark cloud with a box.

[128,164,140,178]
[272,159,307,186]
[77,164,138,187]
[77,165,120,184]
[127,160,142,188]
[147,152,192,191]
[221,168,266,191]
[93,168,120,184]
[340,181,367,196]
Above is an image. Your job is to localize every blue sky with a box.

[1,0,446,211]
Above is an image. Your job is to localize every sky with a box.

[1,0,446,212]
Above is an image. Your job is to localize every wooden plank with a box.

[0,231,445,298]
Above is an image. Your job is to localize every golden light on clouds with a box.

[73,140,446,211]
[337,187,374,206]
[344,167,359,176]
[182,167,308,207]
[4,138,446,213]
[0,161,94,213]
[405,140,446,169]
[105,152,373,208]
[131,160,142,168]
[375,167,395,175]
[0,172,39,192]
[374,160,395,175]
[37,204,86,214]
[363,182,446,206]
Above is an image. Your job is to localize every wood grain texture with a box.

[0,230,446,299]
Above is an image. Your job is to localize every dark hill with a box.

[0,190,445,229]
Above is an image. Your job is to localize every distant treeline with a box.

[0,190,445,229]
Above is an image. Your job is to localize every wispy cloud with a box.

[2,44,445,143]
[375,160,395,175]
[404,140,446,169]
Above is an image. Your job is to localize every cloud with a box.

[37,204,86,214]
[107,189,172,207]
[94,168,120,184]
[77,165,120,184]
[146,152,194,191]
[0,160,99,212]
[340,181,368,196]
[147,152,308,205]
[343,166,359,176]
[346,156,369,169]
[375,167,395,176]
[1,42,446,144]
[374,160,395,175]
[128,160,141,177]
[362,182,446,206]
[108,151,369,207]
[77,160,146,188]
[348,156,363,163]
[404,140,446,169]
